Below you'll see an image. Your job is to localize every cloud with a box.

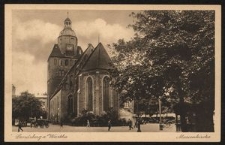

[12,17,134,94]
[12,51,47,95]
[13,18,61,63]
[74,18,134,50]
[13,18,61,44]
[13,17,134,62]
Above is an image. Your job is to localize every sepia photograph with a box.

[4,4,221,142]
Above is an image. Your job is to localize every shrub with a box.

[70,108,127,126]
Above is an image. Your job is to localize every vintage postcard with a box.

[5,4,221,142]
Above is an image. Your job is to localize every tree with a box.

[110,10,215,132]
[12,91,44,122]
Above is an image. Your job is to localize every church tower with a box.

[47,16,83,118]
[58,17,81,57]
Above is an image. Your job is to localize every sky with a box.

[12,10,138,95]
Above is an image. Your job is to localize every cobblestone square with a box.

[13,123,176,132]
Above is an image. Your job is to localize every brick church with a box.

[47,17,119,122]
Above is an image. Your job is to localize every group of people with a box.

[18,119,139,132]
[128,119,139,130]
[86,119,112,131]
[86,119,138,131]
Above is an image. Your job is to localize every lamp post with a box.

[159,96,163,130]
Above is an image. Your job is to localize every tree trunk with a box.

[177,77,189,132]
[195,101,214,132]
[180,112,187,132]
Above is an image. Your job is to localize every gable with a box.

[82,43,115,71]
[48,44,63,61]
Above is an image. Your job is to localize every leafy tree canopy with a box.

[110,10,215,109]
[12,91,45,120]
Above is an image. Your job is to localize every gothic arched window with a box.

[103,76,110,111]
[68,95,73,114]
[86,77,93,111]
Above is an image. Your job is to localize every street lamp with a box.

[159,96,163,130]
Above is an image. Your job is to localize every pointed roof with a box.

[48,44,63,61]
[69,43,94,72]
[61,44,94,79]
[82,43,115,71]
[78,44,94,63]
[50,43,115,98]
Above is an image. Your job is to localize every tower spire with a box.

[64,12,71,28]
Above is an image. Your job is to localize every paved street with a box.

[13,123,176,132]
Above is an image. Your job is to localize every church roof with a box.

[65,17,71,22]
[48,44,63,61]
[50,43,115,98]
[59,27,76,37]
[82,43,115,71]
[50,44,94,97]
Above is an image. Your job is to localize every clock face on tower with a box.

[66,44,74,51]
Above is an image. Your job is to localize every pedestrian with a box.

[176,117,181,132]
[134,121,137,128]
[30,120,33,128]
[108,120,111,131]
[87,120,90,127]
[128,119,133,130]
[18,121,23,132]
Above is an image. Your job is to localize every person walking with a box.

[134,120,137,128]
[18,121,23,132]
[87,120,90,127]
[108,120,112,131]
[128,119,133,130]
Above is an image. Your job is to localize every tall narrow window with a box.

[87,77,93,111]
[68,95,73,114]
[103,77,110,111]
[74,95,77,116]
[54,59,57,65]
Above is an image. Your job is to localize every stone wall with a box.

[49,90,61,123]
[78,70,119,116]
